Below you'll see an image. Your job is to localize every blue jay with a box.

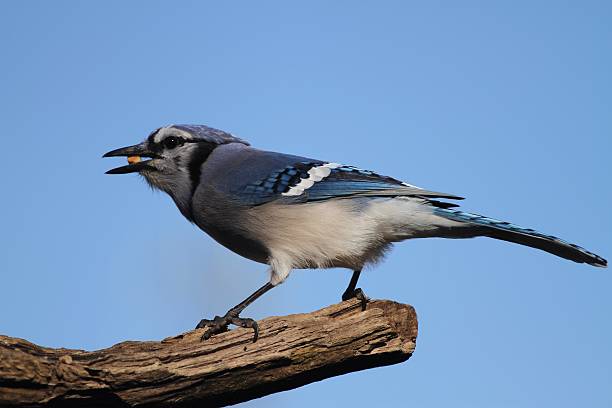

[104,124,607,341]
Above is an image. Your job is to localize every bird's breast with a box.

[190,195,270,264]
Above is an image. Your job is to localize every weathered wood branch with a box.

[0,299,417,407]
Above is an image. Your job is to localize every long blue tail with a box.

[434,208,607,267]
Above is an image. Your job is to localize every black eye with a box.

[162,136,182,149]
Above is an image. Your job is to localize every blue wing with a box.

[239,161,463,206]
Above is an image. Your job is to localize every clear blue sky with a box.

[1,1,610,407]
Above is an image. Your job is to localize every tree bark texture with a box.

[0,299,418,407]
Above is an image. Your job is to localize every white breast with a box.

[246,196,455,285]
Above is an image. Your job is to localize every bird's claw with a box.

[342,287,369,311]
[195,313,260,342]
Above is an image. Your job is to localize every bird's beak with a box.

[103,143,159,174]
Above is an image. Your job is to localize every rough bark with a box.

[0,299,418,407]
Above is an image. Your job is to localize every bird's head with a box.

[103,124,248,217]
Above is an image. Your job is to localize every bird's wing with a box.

[238,161,463,206]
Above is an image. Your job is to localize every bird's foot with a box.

[341,287,369,311]
[195,311,259,342]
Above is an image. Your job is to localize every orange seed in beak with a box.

[127,156,141,164]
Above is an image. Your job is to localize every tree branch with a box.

[0,299,418,407]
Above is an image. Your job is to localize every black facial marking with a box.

[147,128,161,144]
[188,142,218,195]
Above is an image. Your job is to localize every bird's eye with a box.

[163,136,182,149]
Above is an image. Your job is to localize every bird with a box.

[103,124,607,342]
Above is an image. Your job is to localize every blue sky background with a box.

[1,1,610,407]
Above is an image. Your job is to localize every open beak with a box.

[103,143,159,174]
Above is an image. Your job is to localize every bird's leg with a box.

[195,282,274,342]
[341,269,368,311]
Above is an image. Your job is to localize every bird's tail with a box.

[433,208,607,267]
